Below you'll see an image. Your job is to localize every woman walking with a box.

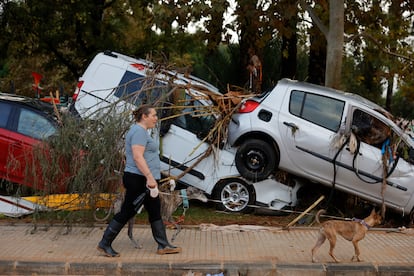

[97,105,181,257]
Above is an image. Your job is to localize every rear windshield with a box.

[113,71,166,105]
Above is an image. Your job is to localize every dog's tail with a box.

[315,209,326,224]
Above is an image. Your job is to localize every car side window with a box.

[398,139,414,164]
[290,91,305,116]
[0,102,11,128]
[351,109,391,148]
[289,90,345,132]
[17,108,56,140]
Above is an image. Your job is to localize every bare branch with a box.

[298,0,328,38]
[347,32,414,63]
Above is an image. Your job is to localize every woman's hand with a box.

[146,175,159,197]
[145,174,157,188]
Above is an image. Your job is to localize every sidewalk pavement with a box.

[0,222,413,275]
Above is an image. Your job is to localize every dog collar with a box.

[352,218,370,229]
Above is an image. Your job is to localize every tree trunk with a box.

[386,76,393,112]
[205,0,226,54]
[281,13,298,79]
[325,0,344,89]
[308,24,326,85]
[237,0,261,88]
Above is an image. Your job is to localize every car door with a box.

[0,101,15,182]
[2,103,57,187]
[335,107,414,209]
[278,89,346,184]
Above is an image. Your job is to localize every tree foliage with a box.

[1,0,414,114]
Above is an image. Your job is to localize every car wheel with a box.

[214,178,255,213]
[235,139,278,181]
[409,209,414,225]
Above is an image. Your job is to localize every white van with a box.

[69,51,302,213]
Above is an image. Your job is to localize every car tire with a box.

[214,178,255,213]
[235,139,278,181]
[409,209,414,225]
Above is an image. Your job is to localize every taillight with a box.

[131,63,145,70]
[238,100,259,113]
[72,80,84,102]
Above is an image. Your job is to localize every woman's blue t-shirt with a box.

[124,124,161,179]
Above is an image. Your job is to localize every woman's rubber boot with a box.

[151,219,182,255]
[97,220,123,257]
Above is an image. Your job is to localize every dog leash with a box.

[169,189,189,241]
[181,189,189,211]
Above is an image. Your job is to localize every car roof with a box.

[106,51,221,95]
[0,92,57,117]
[277,78,391,118]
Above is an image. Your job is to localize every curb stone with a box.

[1,261,414,275]
[1,224,413,275]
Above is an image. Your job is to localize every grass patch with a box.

[0,200,296,227]
[132,200,296,227]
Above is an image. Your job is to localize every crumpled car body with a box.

[229,78,414,216]
[68,51,301,213]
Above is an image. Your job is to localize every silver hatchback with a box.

[228,78,414,218]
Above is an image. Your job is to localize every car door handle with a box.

[283,121,299,131]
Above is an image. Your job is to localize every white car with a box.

[228,78,414,218]
[69,51,302,213]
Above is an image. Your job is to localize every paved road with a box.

[0,223,413,275]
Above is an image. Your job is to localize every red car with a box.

[0,93,62,194]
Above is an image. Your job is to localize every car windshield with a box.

[174,95,215,139]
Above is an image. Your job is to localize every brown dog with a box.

[311,209,382,263]
[159,185,208,224]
